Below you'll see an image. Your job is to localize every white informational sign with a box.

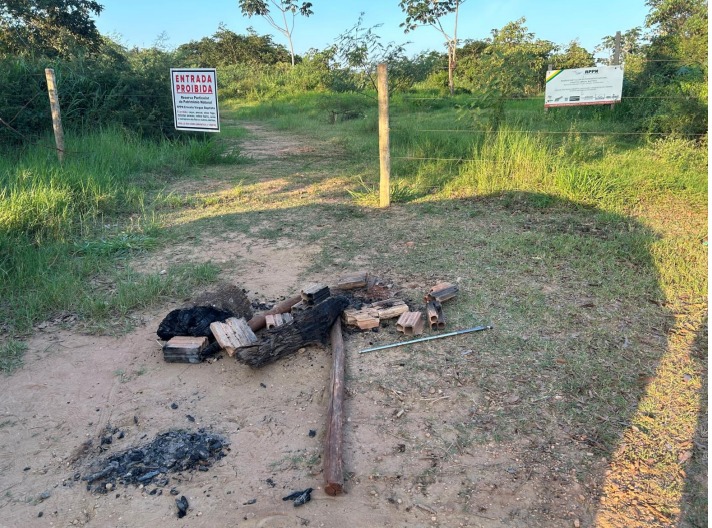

[544,66,624,108]
[170,68,220,132]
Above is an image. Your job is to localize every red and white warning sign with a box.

[170,68,220,132]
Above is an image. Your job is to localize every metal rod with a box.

[359,325,493,354]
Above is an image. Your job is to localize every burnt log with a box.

[324,320,345,496]
[236,296,349,368]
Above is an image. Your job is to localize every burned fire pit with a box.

[82,429,228,493]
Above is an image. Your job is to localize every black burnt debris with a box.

[82,429,228,493]
[176,495,189,518]
[282,488,313,507]
[157,306,233,341]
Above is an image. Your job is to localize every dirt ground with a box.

[0,123,697,528]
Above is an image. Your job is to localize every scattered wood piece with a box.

[396,311,425,336]
[210,317,257,357]
[342,307,379,330]
[424,282,459,303]
[324,321,345,496]
[301,283,330,305]
[265,312,294,329]
[426,301,445,330]
[163,336,209,363]
[335,271,368,290]
[236,296,349,368]
[247,295,301,332]
[368,298,409,320]
[415,503,437,515]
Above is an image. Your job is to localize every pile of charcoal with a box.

[82,429,228,493]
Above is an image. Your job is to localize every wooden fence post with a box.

[377,63,390,208]
[44,68,65,163]
[610,31,622,111]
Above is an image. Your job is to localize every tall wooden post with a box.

[377,63,390,208]
[545,63,553,113]
[610,31,622,111]
[45,68,65,163]
[612,31,622,66]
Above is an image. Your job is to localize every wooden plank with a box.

[324,320,345,496]
[335,272,368,290]
[342,307,379,330]
[163,336,208,364]
[368,298,408,320]
[210,317,257,357]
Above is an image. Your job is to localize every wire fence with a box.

[1,63,707,161]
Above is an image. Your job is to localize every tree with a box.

[333,14,412,94]
[177,24,291,67]
[399,0,463,96]
[237,0,313,67]
[0,0,103,58]
[550,40,594,69]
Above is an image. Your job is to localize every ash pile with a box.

[83,429,228,494]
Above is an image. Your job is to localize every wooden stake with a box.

[44,68,65,163]
[324,320,345,496]
[377,63,390,208]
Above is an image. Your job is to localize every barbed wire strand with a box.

[391,128,707,136]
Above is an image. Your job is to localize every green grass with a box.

[0,339,27,374]
[0,127,236,334]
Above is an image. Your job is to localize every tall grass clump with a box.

[0,127,233,333]
[452,128,551,196]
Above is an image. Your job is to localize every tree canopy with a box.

[0,0,104,57]
[177,25,291,67]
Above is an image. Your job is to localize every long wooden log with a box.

[247,295,302,332]
[236,296,349,368]
[324,320,345,496]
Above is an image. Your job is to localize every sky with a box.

[94,0,651,57]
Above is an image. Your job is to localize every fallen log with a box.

[236,296,349,368]
[324,320,345,496]
[247,296,302,332]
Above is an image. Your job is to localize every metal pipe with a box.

[359,325,493,354]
